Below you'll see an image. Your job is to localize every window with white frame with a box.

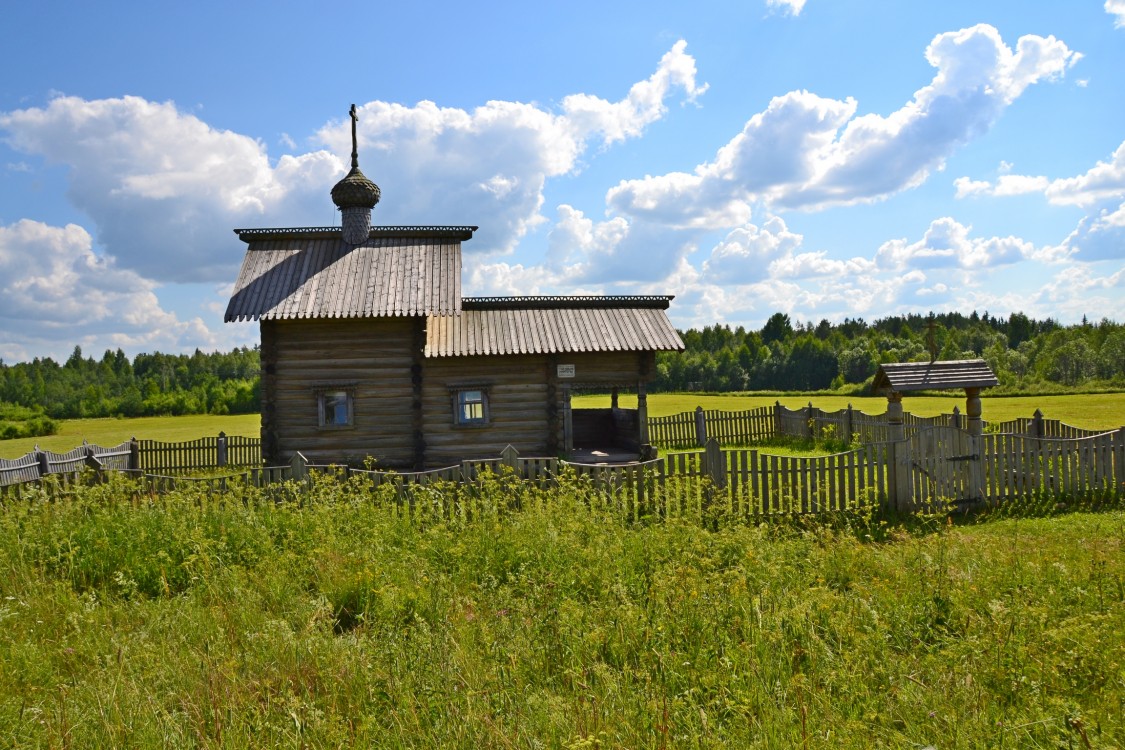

[317,388,354,428]
[452,387,489,426]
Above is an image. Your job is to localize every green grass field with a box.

[0,477,1121,747]
[2,392,1123,459]
[575,391,1125,428]
[0,413,260,459]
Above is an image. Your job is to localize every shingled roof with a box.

[424,297,684,357]
[872,359,999,394]
[224,227,473,321]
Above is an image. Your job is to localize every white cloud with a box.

[1051,198,1125,261]
[1107,0,1125,28]
[312,42,706,258]
[0,41,705,286]
[875,217,1032,270]
[0,96,339,284]
[606,24,1077,231]
[0,219,234,362]
[766,0,806,17]
[956,140,1125,207]
[701,217,804,282]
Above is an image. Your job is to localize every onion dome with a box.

[331,165,381,209]
[334,104,381,245]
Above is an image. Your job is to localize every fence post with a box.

[774,400,783,439]
[694,406,707,447]
[84,451,105,484]
[806,401,816,439]
[129,437,141,474]
[290,452,308,481]
[703,437,726,489]
[845,403,854,443]
[1032,409,1044,439]
[886,393,914,512]
[216,431,228,467]
[500,444,519,471]
[1115,428,1125,497]
[35,446,48,480]
[951,406,961,430]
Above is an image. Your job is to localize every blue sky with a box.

[2,0,1123,362]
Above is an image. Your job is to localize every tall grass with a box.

[0,474,1122,747]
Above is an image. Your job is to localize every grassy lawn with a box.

[0,478,1120,747]
[0,413,260,459]
[575,391,1125,429]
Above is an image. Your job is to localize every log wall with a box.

[262,321,655,468]
[262,318,415,466]
[421,350,649,466]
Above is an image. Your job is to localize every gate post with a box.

[216,431,228,467]
[289,452,308,481]
[886,392,914,512]
[1032,408,1044,438]
[129,437,141,474]
[694,406,707,447]
[703,437,726,489]
[35,446,49,481]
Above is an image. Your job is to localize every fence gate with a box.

[909,426,982,510]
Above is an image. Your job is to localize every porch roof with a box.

[872,359,999,394]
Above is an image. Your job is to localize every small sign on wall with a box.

[557,364,575,378]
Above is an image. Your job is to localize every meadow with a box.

[3,392,1124,459]
[0,475,1121,748]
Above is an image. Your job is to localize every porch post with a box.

[637,382,649,446]
[562,385,574,454]
[965,387,983,437]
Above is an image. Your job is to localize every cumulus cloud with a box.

[312,41,706,257]
[766,0,806,16]
[0,42,705,286]
[701,217,804,283]
[956,140,1125,206]
[875,217,1033,270]
[0,96,339,284]
[0,219,231,362]
[606,24,1077,230]
[1051,198,1125,261]
[1108,0,1125,28]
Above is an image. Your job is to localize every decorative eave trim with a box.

[234,225,478,243]
[461,295,674,310]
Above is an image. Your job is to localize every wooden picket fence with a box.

[3,409,1122,517]
[646,402,1108,449]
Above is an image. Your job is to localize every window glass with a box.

[456,389,487,424]
[321,390,351,427]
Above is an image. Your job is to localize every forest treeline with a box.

[0,347,259,438]
[1,311,1123,439]
[653,311,1125,393]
